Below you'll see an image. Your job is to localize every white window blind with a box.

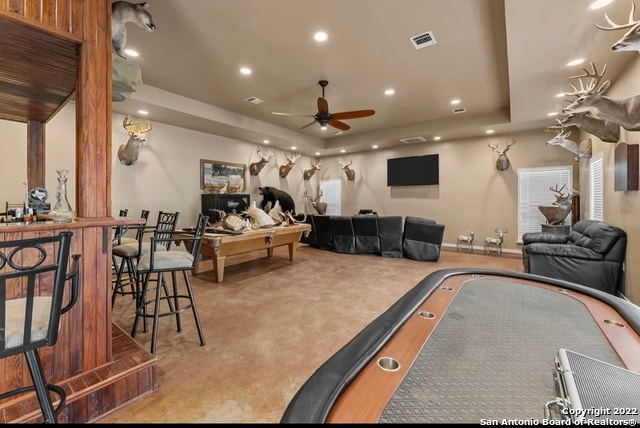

[320,179,341,215]
[590,153,603,221]
[518,166,573,242]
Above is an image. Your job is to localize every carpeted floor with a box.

[97,245,524,423]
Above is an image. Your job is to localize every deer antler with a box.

[570,62,607,90]
[123,116,152,136]
[595,2,639,30]
[504,138,516,152]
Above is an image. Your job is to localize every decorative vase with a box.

[49,169,75,223]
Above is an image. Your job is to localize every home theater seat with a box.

[402,216,446,262]
[329,216,357,254]
[352,215,380,254]
[377,216,403,258]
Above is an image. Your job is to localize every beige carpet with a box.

[97,245,523,423]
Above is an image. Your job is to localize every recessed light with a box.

[340,149,346,153]
[291,146,297,150]
[263,139,270,144]
[240,67,252,75]
[314,31,328,42]
[588,0,613,10]
[384,88,395,96]
[566,58,585,67]
[372,145,378,149]
[486,129,495,134]
[124,49,139,57]
[450,99,461,105]
[555,92,565,98]
[433,136,441,141]
[315,152,321,156]
[137,110,148,115]
[547,112,559,117]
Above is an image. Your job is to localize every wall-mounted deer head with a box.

[249,146,274,176]
[544,123,592,159]
[304,190,327,214]
[303,159,324,181]
[118,116,152,166]
[595,2,640,53]
[279,151,301,178]
[551,112,619,143]
[562,62,640,132]
[338,157,355,181]
[488,138,516,171]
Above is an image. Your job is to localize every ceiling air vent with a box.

[400,136,426,144]
[410,31,437,49]
[244,96,264,104]
[452,108,466,114]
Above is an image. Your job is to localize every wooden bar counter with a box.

[0,218,156,423]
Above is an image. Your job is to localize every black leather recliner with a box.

[522,220,627,296]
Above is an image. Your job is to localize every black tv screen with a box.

[387,154,439,186]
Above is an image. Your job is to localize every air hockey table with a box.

[281,268,640,424]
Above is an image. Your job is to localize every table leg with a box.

[213,255,226,283]
[288,242,298,261]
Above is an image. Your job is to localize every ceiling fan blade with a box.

[272,111,314,117]
[328,119,351,131]
[331,109,376,120]
[299,120,317,130]
[317,97,329,115]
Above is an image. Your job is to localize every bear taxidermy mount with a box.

[259,186,296,215]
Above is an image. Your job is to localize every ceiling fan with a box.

[272,80,375,131]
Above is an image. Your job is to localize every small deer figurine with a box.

[117,116,152,166]
[303,159,324,181]
[304,190,327,214]
[338,157,355,181]
[279,151,301,178]
[249,146,274,176]
[484,229,507,255]
[488,138,516,171]
[456,231,474,253]
[111,2,156,59]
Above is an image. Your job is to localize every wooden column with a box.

[75,0,112,219]
[26,120,46,188]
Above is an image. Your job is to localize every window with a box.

[590,153,603,221]
[320,179,342,215]
[518,166,573,242]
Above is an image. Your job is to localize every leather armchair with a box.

[522,220,627,296]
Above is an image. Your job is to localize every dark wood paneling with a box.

[614,142,639,192]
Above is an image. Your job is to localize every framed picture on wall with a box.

[200,159,246,192]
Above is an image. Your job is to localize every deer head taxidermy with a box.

[544,122,592,159]
[118,116,152,166]
[551,112,619,143]
[488,138,516,171]
[304,190,327,214]
[594,1,640,53]
[338,157,355,181]
[249,146,274,176]
[562,62,640,132]
[279,151,301,178]
[303,159,324,181]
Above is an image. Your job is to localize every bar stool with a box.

[111,210,173,307]
[132,213,208,355]
[0,232,81,423]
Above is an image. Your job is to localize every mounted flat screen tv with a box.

[387,154,439,186]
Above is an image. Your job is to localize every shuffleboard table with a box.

[178,223,311,283]
[281,268,640,424]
